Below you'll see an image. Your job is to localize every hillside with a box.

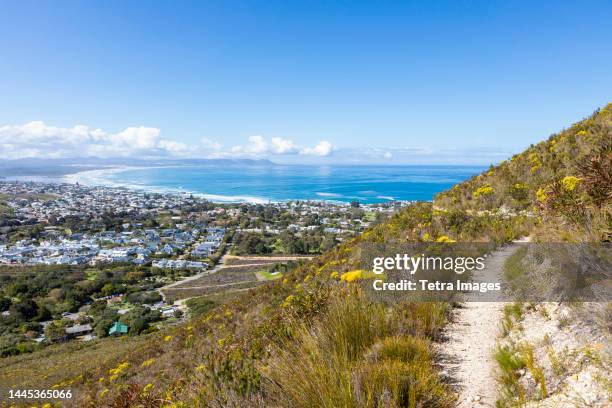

[435,103,611,242]
[1,104,610,407]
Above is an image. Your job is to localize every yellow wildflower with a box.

[108,362,130,381]
[282,295,295,308]
[536,187,547,203]
[141,358,156,368]
[561,176,580,192]
[340,269,377,282]
[473,185,494,198]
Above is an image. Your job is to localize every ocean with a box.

[71,164,484,204]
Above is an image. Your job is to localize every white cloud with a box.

[300,140,333,156]
[0,121,336,161]
[270,137,298,154]
[200,138,222,151]
[230,135,268,155]
[246,135,268,154]
[158,139,188,153]
[229,136,333,157]
[0,121,186,159]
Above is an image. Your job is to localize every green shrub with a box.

[353,359,454,408]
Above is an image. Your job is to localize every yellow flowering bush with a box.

[435,235,456,243]
[340,269,377,282]
[108,362,130,381]
[141,358,156,368]
[282,295,295,308]
[561,176,580,192]
[432,208,447,216]
[329,271,339,279]
[528,152,542,173]
[472,185,494,198]
[536,187,547,203]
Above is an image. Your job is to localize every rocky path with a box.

[438,243,524,407]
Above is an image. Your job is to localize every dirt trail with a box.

[438,242,525,407]
[224,254,314,262]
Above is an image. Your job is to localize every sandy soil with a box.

[438,243,524,407]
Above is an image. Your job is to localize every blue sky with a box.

[0,0,610,164]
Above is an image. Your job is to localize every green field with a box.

[256,270,283,281]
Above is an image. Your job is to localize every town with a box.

[0,180,409,356]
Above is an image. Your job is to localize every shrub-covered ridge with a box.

[1,104,610,407]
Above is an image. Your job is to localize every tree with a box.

[235,233,270,255]
[320,235,337,252]
[129,318,147,335]
[88,299,107,316]
[0,297,11,312]
[93,309,118,337]
[9,300,38,321]
[100,283,115,297]
[44,321,66,342]
[34,305,52,322]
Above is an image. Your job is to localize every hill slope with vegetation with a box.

[435,103,611,242]
[1,104,610,407]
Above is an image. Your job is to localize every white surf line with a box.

[438,242,525,407]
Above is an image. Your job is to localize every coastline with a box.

[4,163,474,205]
[62,166,276,204]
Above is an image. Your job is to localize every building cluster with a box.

[0,227,212,267]
[1,181,199,223]
[191,227,225,257]
[0,180,412,348]
[0,181,409,267]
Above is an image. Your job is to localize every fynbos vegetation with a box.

[0,104,610,407]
